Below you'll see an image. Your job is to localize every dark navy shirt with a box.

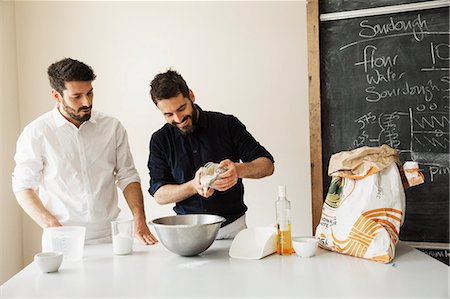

[148,105,274,226]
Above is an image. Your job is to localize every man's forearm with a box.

[236,157,275,179]
[153,180,197,205]
[123,182,158,245]
[15,189,61,228]
[123,182,147,220]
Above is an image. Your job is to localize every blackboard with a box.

[320,0,431,14]
[418,248,449,265]
[319,5,449,244]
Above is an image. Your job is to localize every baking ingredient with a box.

[276,185,292,255]
[200,173,215,194]
[402,161,424,187]
[113,232,133,255]
[200,162,223,194]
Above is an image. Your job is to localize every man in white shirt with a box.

[12,58,158,245]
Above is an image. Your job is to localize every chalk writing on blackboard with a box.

[337,12,449,180]
[352,109,449,180]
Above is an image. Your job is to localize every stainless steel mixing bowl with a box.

[150,214,226,256]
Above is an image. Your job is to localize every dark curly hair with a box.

[47,58,96,95]
[149,69,190,105]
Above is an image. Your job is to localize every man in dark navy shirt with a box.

[148,70,274,238]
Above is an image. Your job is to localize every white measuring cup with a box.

[42,226,86,261]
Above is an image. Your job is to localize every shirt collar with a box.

[196,105,207,129]
[52,105,97,128]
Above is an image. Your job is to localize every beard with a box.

[61,98,92,123]
[171,101,198,135]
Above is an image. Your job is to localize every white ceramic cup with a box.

[292,237,319,257]
[34,252,63,273]
[111,219,134,255]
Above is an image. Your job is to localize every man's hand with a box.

[193,168,215,198]
[214,159,239,192]
[15,189,63,229]
[123,182,158,245]
[48,218,63,228]
[134,218,158,245]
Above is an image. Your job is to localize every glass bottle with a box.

[276,185,292,255]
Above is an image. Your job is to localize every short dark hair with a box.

[149,69,190,105]
[47,58,96,95]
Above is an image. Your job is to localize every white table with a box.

[1,240,448,298]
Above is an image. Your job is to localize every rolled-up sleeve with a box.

[114,123,140,191]
[12,126,43,193]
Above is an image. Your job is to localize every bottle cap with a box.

[278,185,286,197]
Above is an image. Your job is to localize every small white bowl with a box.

[34,252,63,273]
[292,237,318,257]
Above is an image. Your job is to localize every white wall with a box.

[0,1,23,285]
[11,1,311,267]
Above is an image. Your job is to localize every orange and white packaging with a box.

[315,145,406,263]
[402,161,425,187]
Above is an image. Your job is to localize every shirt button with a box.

[193,150,197,154]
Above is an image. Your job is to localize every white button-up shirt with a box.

[12,106,140,242]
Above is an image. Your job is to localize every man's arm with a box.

[214,157,275,192]
[234,157,275,179]
[122,182,158,245]
[153,168,215,204]
[15,189,62,228]
[149,130,215,205]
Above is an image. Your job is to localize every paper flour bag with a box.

[315,145,406,263]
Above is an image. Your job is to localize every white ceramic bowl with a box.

[34,252,63,273]
[292,237,319,257]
